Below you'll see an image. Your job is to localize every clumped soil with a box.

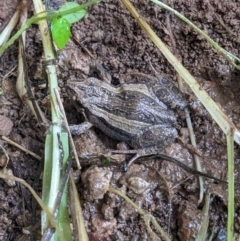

[1,0,240,240]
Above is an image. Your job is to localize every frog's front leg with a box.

[69,122,93,135]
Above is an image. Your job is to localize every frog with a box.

[66,64,187,165]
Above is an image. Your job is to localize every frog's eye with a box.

[66,86,76,97]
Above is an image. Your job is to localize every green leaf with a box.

[59,2,87,24]
[101,156,110,166]
[0,88,3,95]
[51,18,70,49]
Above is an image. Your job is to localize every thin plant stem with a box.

[150,0,240,70]
[119,1,238,239]
[108,186,171,241]
[227,131,235,241]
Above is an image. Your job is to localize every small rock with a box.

[92,30,104,41]
[127,176,150,194]
[101,203,114,220]
[0,155,7,167]
[177,201,202,241]
[118,202,138,221]
[0,115,13,136]
[91,214,116,234]
[82,166,113,201]
[2,216,11,225]
[0,168,16,187]
[89,232,111,241]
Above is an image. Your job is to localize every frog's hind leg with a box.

[111,125,178,167]
[129,125,178,151]
[129,73,187,110]
[128,125,178,165]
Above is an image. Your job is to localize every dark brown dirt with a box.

[1,0,240,240]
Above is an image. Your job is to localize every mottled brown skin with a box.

[66,68,186,154]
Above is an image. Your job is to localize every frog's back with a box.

[82,80,177,142]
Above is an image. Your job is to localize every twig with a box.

[215,14,235,36]
[1,136,42,161]
[165,13,205,204]
[0,144,10,168]
[0,172,66,241]
[108,185,171,241]
[73,36,95,59]
[150,0,240,70]
[2,65,17,80]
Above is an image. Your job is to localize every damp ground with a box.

[0,0,240,240]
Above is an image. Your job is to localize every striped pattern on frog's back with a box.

[67,78,177,140]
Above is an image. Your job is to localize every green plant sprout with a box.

[9,0,101,240]
[0,0,100,54]
[101,156,111,166]
[51,2,87,49]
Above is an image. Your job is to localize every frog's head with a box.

[66,80,86,102]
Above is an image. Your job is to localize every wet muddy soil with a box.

[1,0,240,240]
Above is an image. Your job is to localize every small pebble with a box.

[82,166,112,201]
[0,168,16,187]
[0,155,7,167]
[0,116,13,136]
[127,176,150,194]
